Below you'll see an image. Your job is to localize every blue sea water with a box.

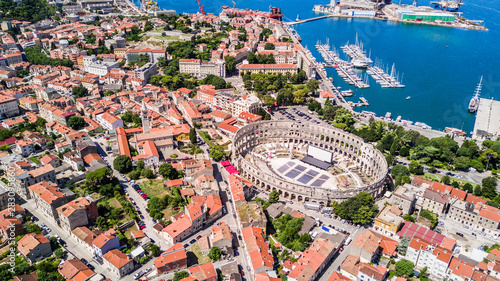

[153,0,500,134]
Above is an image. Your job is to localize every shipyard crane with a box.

[196,0,206,15]
[232,0,236,9]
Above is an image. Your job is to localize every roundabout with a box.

[231,120,389,205]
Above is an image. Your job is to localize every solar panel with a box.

[295,165,307,172]
[285,169,300,179]
[319,175,330,180]
[287,161,295,167]
[277,165,290,173]
[307,170,319,177]
[311,179,325,187]
[297,174,313,184]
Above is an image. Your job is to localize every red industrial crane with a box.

[195,0,206,15]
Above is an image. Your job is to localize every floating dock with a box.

[366,63,405,88]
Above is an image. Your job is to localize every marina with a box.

[315,42,370,89]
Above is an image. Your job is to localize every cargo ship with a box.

[430,0,463,12]
[221,6,283,20]
[468,76,482,113]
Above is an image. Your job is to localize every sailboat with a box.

[468,76,482,113]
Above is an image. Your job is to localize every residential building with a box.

[58,258,95,281]
[102,248,134,277]
[405,237,452,279]
[446,257,475,281]
[15,139,35,157]
[28,181,75,221]
[154,243,187,274]
[56,196,98,232]
[188,263,217,281]
[242,227,274,274]
[357,263,388,281]
[0,95,19,118]
[93,229,120,260]
[421,189,449,215]
[210,222,233,255]
[17,233,52,263]
[388,184,417,215]
[96,112,123,131]
[373,205,404,237]
[350,229,381,263]
[288,238,338,281]
[71,226,102,252]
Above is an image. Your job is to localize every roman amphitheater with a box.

[231,120,389,205]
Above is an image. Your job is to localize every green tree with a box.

[402,214,415,222]
[67,116,85,130]
[269,190,279,204]
[54,248,65,259]
[391,165,410,178]
[158,163,179,180]
[86,168,112,189]
[26,223,41,234]
[136,160,145,170]
[189,128,197,144]
[397,236,411,255]
[482,176,498,199]
[144,20,153,32]
[409,161,424,175]
[474,185,482,196]
[352,205,374,225]
[395,259,414,277]
[113,155,132,173]
[225,55,237,75]
[141,169,155,179]
[128,169,141,180]
[72,86,88,99]
[208,246,222,261]
[36,117,47,127]
[209,145,225,161]
[173,271,189,281]
[264,43,275,50]
[420,267,430,281]
[462,183,473,193]
[441,175,451,185]
[150,244,160,256]
[454,156,471,170]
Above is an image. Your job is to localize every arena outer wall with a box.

[231,120,389,205]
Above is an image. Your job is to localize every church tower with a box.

[141,102,150,133]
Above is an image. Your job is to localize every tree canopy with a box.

[67,116,85,130]
[25,47,73,67]
[333,192,377,224]
[113,155,132,173]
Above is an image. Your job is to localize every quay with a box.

[472,98,500,140]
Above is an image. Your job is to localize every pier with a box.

[285,15,333,26]
[366,65,405,88]
[316,43,369,89]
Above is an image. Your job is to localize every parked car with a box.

[133,271,143,279]
[456,232,464,237]
[183,244,189,248]
[140,225,146,230]
[196,235,202,240]
[190,239,196,244]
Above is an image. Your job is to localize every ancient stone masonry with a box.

[232,121,388,205]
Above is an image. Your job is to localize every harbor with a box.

[366,64,405,88]
[309,0,488,31]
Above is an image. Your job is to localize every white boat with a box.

[406,96,411,100]
[341,90,354,97]
[468,76,482,113]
